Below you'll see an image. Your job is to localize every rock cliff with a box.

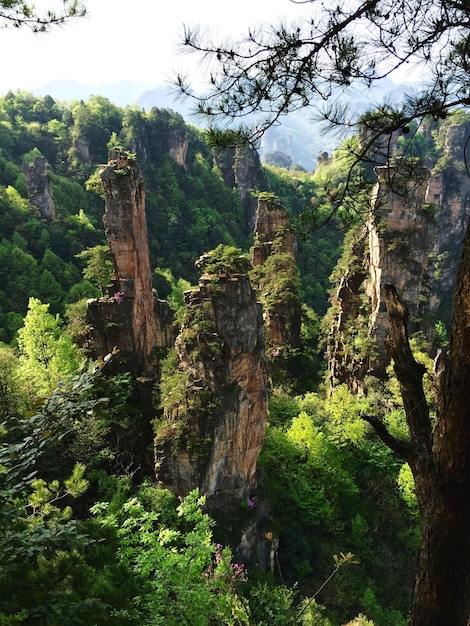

[126,111,189,168]
[167,127,189,168]
[73,136,92,168]
[155,253,267,509]
[87,148,158,376]
[365,159,434,369]
[23,155,56,221]
[250,194,302,382]
[85,149,268,510]
[326,114,470,389]
[214,145,268,231]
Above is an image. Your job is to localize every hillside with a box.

[0,90,344,341]
[2,91,469,625]
[29,78,415,171]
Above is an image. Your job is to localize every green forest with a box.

[0,85,467,626]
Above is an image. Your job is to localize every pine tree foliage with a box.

[0,0,85,31]
[176,0,470,157]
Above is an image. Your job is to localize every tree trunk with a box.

[380,220,470,626]
[409,465,470,626]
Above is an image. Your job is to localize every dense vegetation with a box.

[0,91,463,624]
[0,91,342,340]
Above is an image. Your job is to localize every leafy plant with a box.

[196,244,252,276]
[91,488,251,625]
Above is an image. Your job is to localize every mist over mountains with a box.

[31,77,416,171]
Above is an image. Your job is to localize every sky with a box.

[0,0,313,94]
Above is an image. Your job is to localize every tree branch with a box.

[0,0,85,31]
[383,284,432,455]
[361,413,415,462]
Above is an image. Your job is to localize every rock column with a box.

[87,148,157,375]
[251,194,301,357]
[155,265,267,508]
[23,155,56,221]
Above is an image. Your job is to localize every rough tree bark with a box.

[366,221,470,625]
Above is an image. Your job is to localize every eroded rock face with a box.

[251,195,301,354]
[326,254,370,391]
[252,195,297,265]
[154,297,178,349]
[23,156,56,221]
[167,127,188,168]
[73,136,92,167]
[155,268,267,509]
[214,145,268,231]
[366,160,434,367]
[87,149,157,375]
[326,117,470,388]
[126,113,189,168]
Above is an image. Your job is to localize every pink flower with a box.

[114,291,125,303]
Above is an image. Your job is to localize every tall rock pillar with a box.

[155,253,267,509]
[251,194,302,381]
[87,149,157,375]
[23,155,56,221]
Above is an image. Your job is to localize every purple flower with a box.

[230,562,247,582]
[114,291,125,304]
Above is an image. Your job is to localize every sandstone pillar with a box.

[23,155,56,221]
[155,263,267,508]
[251,194,301,359]
[87,148,157,375]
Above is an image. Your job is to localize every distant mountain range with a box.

[30,78,416,171]
[32,79,157,108]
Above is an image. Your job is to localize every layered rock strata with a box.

[251,194,301,360]
[155,261,267,508]
[366,160,434,368]
[87,149,157,375]
[327,116,470,388]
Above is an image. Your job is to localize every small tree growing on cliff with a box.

[75,244,113,297]
[196,244,252,276]
[177,2,470,624]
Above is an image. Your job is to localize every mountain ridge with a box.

[28,78,417,171]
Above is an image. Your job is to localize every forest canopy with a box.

[1,0,470,614]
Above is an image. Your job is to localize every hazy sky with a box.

[0,0,312,94]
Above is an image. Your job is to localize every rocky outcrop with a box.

[366,160,434,368]
[214,145,268,231]
[251,194,302,367]
[22,155,56,221]
[154,297,178,349]
[325,236,370,392]
[73,136,92,168]
[126,110,189,168]
[252,194,297,266]
[87,148,157,375]
[326,115,470,389]
[155,258,267,509]
[167,127,188,168]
